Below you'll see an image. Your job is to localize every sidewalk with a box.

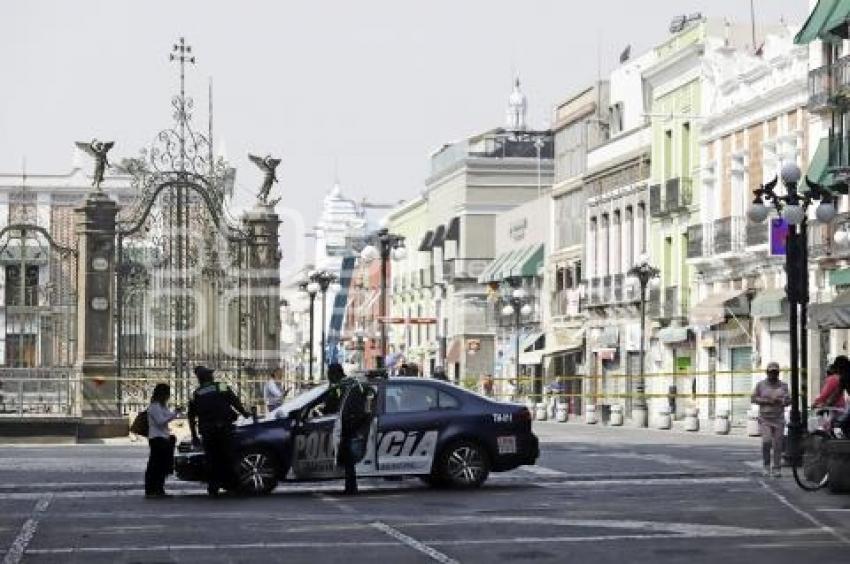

[534,419,758,446]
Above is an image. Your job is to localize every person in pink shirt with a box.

[814,356,849,410]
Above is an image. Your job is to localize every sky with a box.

[0,0,809,274]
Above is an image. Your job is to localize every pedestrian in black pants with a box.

[187,366,250,496]
[145,383,180,498]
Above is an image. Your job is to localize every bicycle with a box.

[792,406,844,491]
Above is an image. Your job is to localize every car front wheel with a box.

[237,450,278,495]
[437,440,490,488]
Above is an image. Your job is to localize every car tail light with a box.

[516,407,532,422]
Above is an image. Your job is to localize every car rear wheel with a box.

[437,440,490,488]
[237,449,278,495]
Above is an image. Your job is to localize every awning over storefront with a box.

[418,230,434,252]
[520,330,545,352]
[751,289,787,318]
[657,325,689,344]
[445,217,460,242]
[510,244,545,279]
[795,0,850,44]
[477,254,507,284]
[552,325,585,352]
[689,289,749,327]
[810,291,850,328]
[804,138,832,190]
[431,225,446,248]
[498,248,524,280]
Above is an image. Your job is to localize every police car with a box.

[174,376,539,495]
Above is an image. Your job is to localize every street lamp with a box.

[627,254,660,428]
[298,278,319,385]
[748,161,835,467]
[361,227,406,369]
[502,285,533,398]
[307,270,338,380]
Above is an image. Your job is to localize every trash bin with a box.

[600,404,611,425]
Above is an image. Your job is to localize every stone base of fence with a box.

[0,416,128,443]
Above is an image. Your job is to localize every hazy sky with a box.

[1,0,808,272]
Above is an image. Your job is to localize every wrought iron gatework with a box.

[115,38,266,413]
[0,220,78,416]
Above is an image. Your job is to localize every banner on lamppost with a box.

[770,217,788,256]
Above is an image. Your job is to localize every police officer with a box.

[187,365,250,497]
[327,363,374,495]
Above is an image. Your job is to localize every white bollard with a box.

[556,401,568,422]
[548,397,557,420]
[684,407,700,432]
[655,407,672,430]
[746,405,761,436]
[713,409,731,435]
[535,402,548,421]
[585,404,598,424]
[610,404,624,426]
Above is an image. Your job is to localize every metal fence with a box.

[0,368,78,417]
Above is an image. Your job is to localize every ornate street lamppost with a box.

[361,228,407,369]
[307,270,340,380]
[626,254,660,428]
[501,286,533,398]
[748,162,836,467]
[299,276,319,384]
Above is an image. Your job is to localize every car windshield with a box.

[266,384,328,420]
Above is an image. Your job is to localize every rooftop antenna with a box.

[208,77,214,182]
[750,0,757,53]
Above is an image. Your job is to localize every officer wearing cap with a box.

[188,365,250,496]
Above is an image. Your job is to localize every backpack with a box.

[130,410,149,437]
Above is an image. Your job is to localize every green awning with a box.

[751,289,787,318]
[477,253,509,284]
[805,138,831,190]
[830,268,850,287]
[498,248,525,280]
[510,244,545,278]
[795,0,850,44]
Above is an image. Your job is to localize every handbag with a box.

[130,410,149,437]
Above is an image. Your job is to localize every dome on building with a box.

[506,76,528,131]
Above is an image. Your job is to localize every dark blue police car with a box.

[174,376,539,495]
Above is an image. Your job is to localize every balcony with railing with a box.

[665,177,693,213]
[649,184,662,217]
[746,219,769,247]
[647,286,661,317]
[808,54,850,114]
[444,258,491,281]
[713,216,746,255]
[661,286,689,319]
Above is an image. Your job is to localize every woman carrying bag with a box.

[145,383,181,498]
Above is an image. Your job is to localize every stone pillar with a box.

[242,202,282,373]
[75,191,121,433]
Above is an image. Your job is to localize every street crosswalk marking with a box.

[2,494,52,564]
[520,465,567,476]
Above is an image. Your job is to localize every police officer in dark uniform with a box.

[327,363,374,495]
[187,365,250,497]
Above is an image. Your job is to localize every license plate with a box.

[497,435,517,454]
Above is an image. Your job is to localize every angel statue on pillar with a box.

[74,139,115,191]
[248,154,281,205]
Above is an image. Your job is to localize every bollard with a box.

[713,409,730,435]
[556,401,568,422]
[535,402,548,421]
[655,406,672,430]
[548,397,557,420]
[684,407,700,432]
[585,404,598,424]
[610,404,624,426]
[746,405,761,437]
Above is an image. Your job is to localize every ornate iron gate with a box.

[115,40,263,413]
[0,221,78,416]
